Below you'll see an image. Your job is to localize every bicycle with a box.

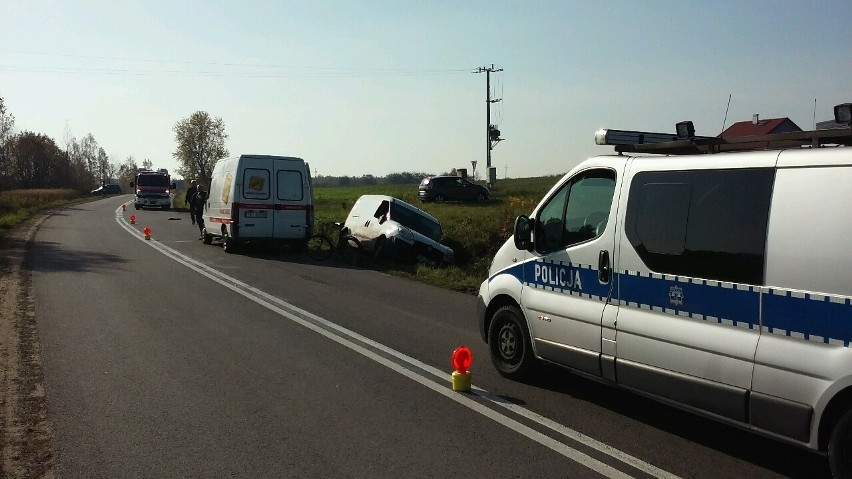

[305,221,363,265]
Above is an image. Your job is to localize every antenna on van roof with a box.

[721,94,732,134]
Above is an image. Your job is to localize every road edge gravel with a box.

[0,213,56,479]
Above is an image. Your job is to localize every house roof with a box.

[720,117,801,138]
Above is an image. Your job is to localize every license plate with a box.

[245,210,268,218]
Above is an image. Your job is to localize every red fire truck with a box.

[130,168,176,210]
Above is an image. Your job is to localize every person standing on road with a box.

[191,184,208,239]
[185,180,198,225]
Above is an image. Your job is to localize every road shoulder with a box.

[0,214,56,478]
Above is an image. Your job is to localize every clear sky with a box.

[2,1,851,180]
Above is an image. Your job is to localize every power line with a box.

[0,64,475,78]
[0,50,474,76]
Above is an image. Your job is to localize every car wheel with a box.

[373,236,388,264]
[475,192,487,202]
[434,194,445,203]
[829,408,852,479]
[488,305,537,380]
[222,230,237,254]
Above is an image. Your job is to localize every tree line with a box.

[313,172,438,187]
[0,97,443,193]
[0,96,150,192]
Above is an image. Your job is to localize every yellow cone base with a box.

[451,371,471,392]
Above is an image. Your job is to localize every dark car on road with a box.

[90,184,123,195]
[418,176,490,203]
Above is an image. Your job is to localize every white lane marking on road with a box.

[115,207,681,479]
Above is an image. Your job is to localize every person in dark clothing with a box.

[191,184,208,239]
[185,180,198,224]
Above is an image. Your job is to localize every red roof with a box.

[720,117,801,138]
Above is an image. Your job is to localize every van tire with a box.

[488,305,537,380]
[373,236,388,264]
[202,228,212,245]
[829,408,852,479]
[222,230,237,254]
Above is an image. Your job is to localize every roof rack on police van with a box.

[596,102,852,155]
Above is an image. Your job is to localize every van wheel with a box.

[202,228,212,245]
[488,305,537,380]
[222,230,237,254]
[373,236,388,264]
[829,408,852,479]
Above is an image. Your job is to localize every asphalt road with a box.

[31,196,832,478]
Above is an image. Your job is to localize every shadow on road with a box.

[514,363,830,478]
[24,239,129,273]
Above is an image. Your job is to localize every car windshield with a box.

[389,202,442,241]
[137,175,169,187]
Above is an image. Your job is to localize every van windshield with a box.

[389,203,442,241]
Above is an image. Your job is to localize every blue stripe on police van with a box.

[762,289,852,347]
[618,269,761,329]
[489,259,852,347]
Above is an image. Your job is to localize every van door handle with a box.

[364,220,370,227]
[598,250,610,284]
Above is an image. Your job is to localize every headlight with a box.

[398,227,414,241]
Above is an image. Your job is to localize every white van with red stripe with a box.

[202,154,313,253]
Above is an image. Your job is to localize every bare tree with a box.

[79,133,99,178]
[118,156,138,188]
[142,158,153,170]
[96,147,110,184]
[173,111,228,186]
[0,96,16,189]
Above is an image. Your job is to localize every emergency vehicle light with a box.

[676,121,696,139]
[835,103,852,125]
[595,128,678,146]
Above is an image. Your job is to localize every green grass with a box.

[0,189,83,232]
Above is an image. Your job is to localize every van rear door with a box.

[272,158,310,241]
[237,156,274,239]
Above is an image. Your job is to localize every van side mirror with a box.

[513,215,534,251]
[171,183,177,190]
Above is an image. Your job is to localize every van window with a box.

[243,168,270,200]
[389,202,442,241]
[534,169,616,254]
[374,200,390,220]
[625,168,774,284]
[276,170,303,201]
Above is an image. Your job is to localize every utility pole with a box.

[475,64,503,187]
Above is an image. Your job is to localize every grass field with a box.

[0,189,82,231]
[3,175,564,294]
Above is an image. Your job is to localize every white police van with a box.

[477,103,852,477]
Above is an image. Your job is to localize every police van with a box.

[202,154,313,253]
[477,103,852,477]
